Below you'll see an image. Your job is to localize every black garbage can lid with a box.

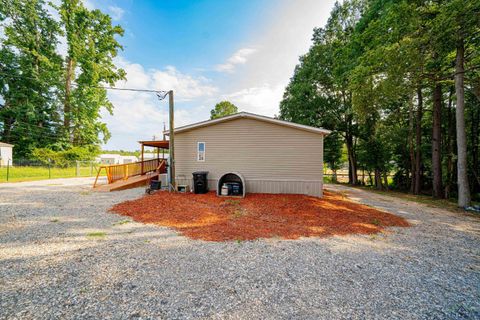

[193,171,209,175]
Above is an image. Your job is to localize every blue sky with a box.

[83,0,336,150]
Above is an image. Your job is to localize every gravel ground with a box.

[0,179,479,319]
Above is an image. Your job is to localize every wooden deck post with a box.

[141,143,144,175]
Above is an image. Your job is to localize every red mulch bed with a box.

[110,191,410,241]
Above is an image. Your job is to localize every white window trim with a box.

[197,142,205,162]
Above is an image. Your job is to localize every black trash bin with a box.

[192,171,209,194]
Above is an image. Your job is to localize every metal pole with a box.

[168,90,175,191]
[6,159,10,182]
[162,122,166,160]
[48,161,51,179]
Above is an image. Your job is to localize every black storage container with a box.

[231,183,241,196]
[192,171,209,194]
[150,179,161,190]
[226,183,233,195]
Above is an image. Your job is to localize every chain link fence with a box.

[0,159,101,182]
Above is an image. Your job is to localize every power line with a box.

[0,70,173,141]
[3,124,69,139]
[3,118,71,132]
[0,71,171,99]
[1,119,107,140]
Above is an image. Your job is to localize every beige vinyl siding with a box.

[174,117,324,197]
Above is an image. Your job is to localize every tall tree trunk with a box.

[374,168,383,190]
[455,37,471,207]
[408,98,416,193]
[414,87,423,194]
[64,56,74,142]
[2,116,14,143]
[445,89,455,199]
[471,101,479,191]
[432,83,444,198]
[346,133,358,185]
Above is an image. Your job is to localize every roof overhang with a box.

[138,140,169,148]
[163,112,331,136]
[0,142,14,147]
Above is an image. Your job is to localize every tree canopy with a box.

[0,0,125,158]
[210,101,238,119]
[281,0,480,207]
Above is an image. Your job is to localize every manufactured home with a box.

[166,112,330,197]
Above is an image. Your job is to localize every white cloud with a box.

[112,58,218,101]
[82,0,95,10]
[0,18,10,40]
[152,66,218,102]
[101,58,216,150]
[222,0,336,116]
[215,48,256,73]
[108,6,125,21]
[102,0,337,150]
[225,84,285,117]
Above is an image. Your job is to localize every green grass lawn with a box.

[0,165,104,183]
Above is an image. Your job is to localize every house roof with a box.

[138,140,169,149]
[0,142,14,147]
[163,112,331,136]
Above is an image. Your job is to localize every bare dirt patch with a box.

[110,191,409,241]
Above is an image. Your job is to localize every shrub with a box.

[31,146,100,166]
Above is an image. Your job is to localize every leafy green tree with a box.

[210,101,238,119]
[280,0,366,185]
[0,0,62,157]
[324,132,343,182]
[32,145,99,166]
[0,0,125,158]
[435,0,480,207]
[59,0,125,147]
[349,0,425,193]
[282,0,480,203]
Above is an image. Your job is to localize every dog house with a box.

[217,172,246,197]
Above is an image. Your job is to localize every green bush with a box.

[31,146,99,166]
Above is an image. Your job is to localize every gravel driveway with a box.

[1,179,479,319]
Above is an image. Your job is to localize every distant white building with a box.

[96,153,168,165]
[0,142,13,166]
[97,154,139,165]
[120,155,138,164]
[142,152,169,160]
[97,154,122,165]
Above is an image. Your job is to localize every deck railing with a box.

[93,158,167,188]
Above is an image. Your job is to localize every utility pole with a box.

[168,90,175,191]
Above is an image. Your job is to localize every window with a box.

[197,142,205,161]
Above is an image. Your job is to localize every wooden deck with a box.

[93,159,167,192]
[94,172,159,192]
